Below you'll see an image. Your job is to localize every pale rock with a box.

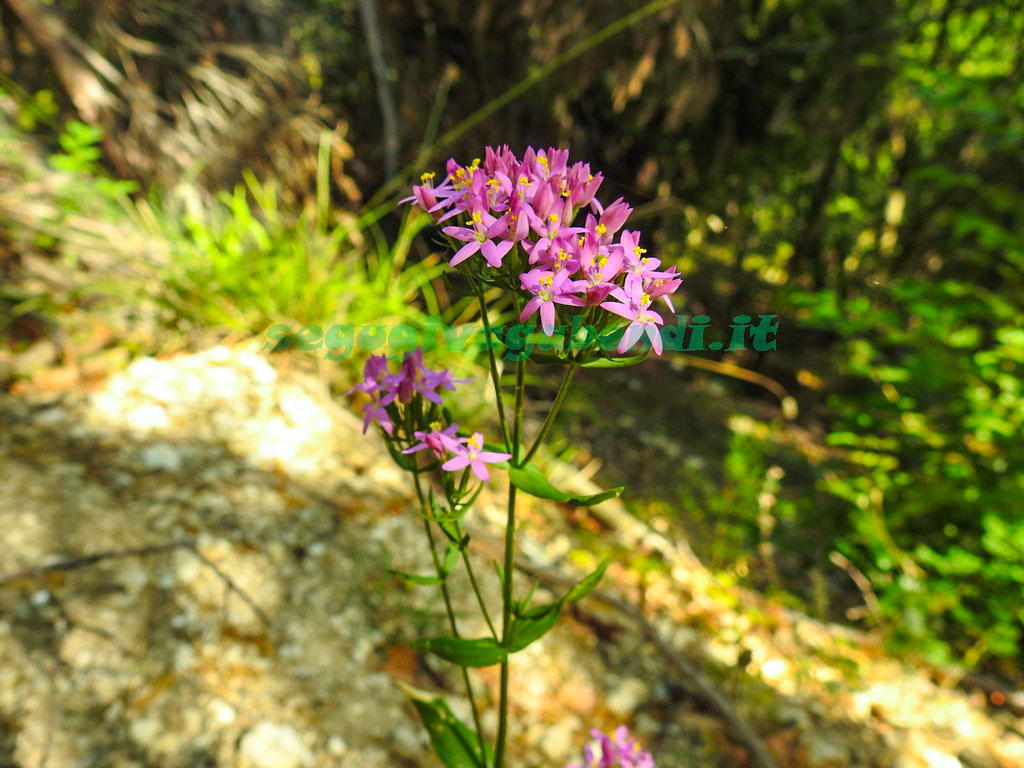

[128,403,170,432]
[207,345,232,363]
[803,732,848,768]
[539,717,582,762]
[35,407,68,424]
[393,724,423,754]
[606,677,650,717]
[209,698,236,725]
[760,657,788,681]
[204,365,239,398]
[129,717,162,748]
[327,735,348,756]
[139,442,183,472]
[238,722,313,768]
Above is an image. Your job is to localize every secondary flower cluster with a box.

[567,726,655,768]
[404,146,682,354]
[347,350,510,482]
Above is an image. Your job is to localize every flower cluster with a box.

[567,726,655,768]
[347,351,510,482]
[404,146,682,355]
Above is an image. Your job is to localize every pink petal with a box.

[442,455,471,472]
[477,451,512,462]
[616,323,643,354]
[481,239,513,267]
[646,323,663,354]
[470,461,491,483]
[450,240,481,266]
[601,301,634,320]
[442,226,476,242]
[520,296,542,323]
[540,302,556,336]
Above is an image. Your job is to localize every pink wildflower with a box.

[441,432,511,483]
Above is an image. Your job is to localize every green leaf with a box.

[390,569,443,586]
[414,636,508,667]
[390,541,461,586]
[398,682,490,768]
[507,559,609,653]
[579,350,651,368]
[563,558,610,603]
[508,463,623,506]
[508,602,561,652]
[383,438,416,471]
[525,350,570,365]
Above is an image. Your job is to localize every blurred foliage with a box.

[2,0,1024,677]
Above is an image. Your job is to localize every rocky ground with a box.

[2,344,1023,768]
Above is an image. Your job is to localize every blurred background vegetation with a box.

[1,0,1022,687]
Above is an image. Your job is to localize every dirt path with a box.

[1,345,1022,768]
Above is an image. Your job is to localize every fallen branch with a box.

[0,540,192,586]
[0,538,271,627]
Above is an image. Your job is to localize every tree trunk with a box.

[3,0,115,122]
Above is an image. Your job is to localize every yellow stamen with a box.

[548,213,559,223]
[429,421,443,432]
[633,247,647,257]
[471,212,482,225]
[598,256,608,268]
[596,224,607,235]
[420,171,435,184]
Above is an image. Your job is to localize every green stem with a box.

[460,544,498,640]
[477,286,511,451]
[522,364,576,466]
[413,473,489,767]
[494,352,525,768]
[443,479,497,640]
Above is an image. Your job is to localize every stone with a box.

[803,732,849,768]
[606,677,650,717]
[539,717,582,762]
[238,722,313,768]
[139,442,184,472]
[327,735,347,756]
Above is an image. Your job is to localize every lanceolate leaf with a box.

[508,601,561,652]
[414,636,508,667]
[397,682,490,768]
[390,569,443,586]
[507,463,623,506]
[563,558,610,604]
[389,541,460,586]
[579,350,651,368]
[507,559,610,653]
